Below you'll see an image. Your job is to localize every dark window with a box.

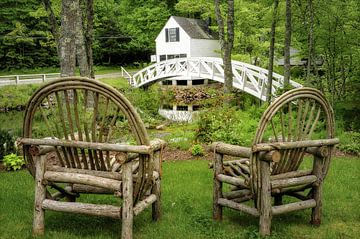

[180,54,187,58]
[165,27,180,42]
[160,55,166,61]
[192,79,204,85]
[176,80,187,86]
[177,105,188,111]
[162,80,172,85]
[161,104,173,110]
[193,105,201,111]
[167,55,175,60]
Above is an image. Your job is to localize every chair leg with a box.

[259,160,272,236]
[152,178,161,221]
[33,155,46,236]
[122,163,133,239]
[152,151,161,221]
[311,155,323,226]
[311,183,322,226]
[213,153,223,220]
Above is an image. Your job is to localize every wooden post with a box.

[15,75,19,85]
[33,155,46,235]
[311,155,323,226]
[122,162,133,239]
[152,151,161,221]
[259,160,272,236]
[213,152,223,220]
[42,74,46,82]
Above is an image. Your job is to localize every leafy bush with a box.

[3,153,24,171]
[190,144,204,156]
[338,131,360,155]
[195,105,264,146]
[0,129,16,160]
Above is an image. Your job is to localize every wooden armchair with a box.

[211,87,339,236]
[18,77,166,239]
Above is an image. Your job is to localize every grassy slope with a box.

[0,157,359,239]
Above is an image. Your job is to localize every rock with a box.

[156,124,166,130]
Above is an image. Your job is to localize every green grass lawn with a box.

[0,157,359,239]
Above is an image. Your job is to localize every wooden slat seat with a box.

[18,77,166,239]
[211,87,339,236]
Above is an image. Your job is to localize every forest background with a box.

[0,0,359,132]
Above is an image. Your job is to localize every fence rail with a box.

[0,73,61,87]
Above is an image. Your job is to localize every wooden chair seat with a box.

[18,77,166,239]
[211,87,339,236]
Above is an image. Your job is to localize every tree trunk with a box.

[43,0,94,78]
[59,0,77,77]
[214,0,235,94]
[267,0,279,103]
[85,0,95,78]
[306,0,315,82]
[75,0,90,77]
[42,0,59,55]
[283,0,292,86]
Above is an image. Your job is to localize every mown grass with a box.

[0,157,359,239]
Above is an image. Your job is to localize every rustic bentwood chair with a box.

[211,87,339,236]
[17,77,166,239]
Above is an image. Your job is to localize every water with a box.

[159,103,202,122]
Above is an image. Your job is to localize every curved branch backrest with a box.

[250,87,335,194]
[23,77,151,202]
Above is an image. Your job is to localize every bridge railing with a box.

[130,57,302,101]
[0,73,60,87]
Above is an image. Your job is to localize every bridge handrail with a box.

[130,57,303,101]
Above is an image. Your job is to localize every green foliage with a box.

[190,144,204,156]
[0,84,39,109]
[196,105,265,146]
[2,153,24,171]
[164,126,195,150]
[338,131,360,156]
[124,86,163,127]
[0,129,16,160]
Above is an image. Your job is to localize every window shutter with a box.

[165,29,169,42]
[175,27,180,41]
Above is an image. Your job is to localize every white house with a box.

[154,16,220,63]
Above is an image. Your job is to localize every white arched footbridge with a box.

[130,57,302,101]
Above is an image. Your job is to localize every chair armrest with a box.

[252,138,340,152]
[150,139,167,152]
[210,142,251,158]
[17,137,152,155]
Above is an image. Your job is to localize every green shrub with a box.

[3,154,24,171]
[190,144,204,156]
[0,129,16,160]
[338,131,360,155]
[195,105,264,146]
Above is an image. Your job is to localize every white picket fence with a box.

[0,73,60,87]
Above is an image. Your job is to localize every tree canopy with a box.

[0,0,359,130]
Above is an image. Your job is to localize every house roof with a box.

[171,16,218,40]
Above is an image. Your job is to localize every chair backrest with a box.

[250,87,335,192]
[23,77,151,201]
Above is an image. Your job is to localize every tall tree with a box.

[214,0,235,93]
[283,0,292,86]
[306,0,315,82]
[43,0,92,77]
[267,0,279,103]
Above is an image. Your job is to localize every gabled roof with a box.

[171,16,218,40]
